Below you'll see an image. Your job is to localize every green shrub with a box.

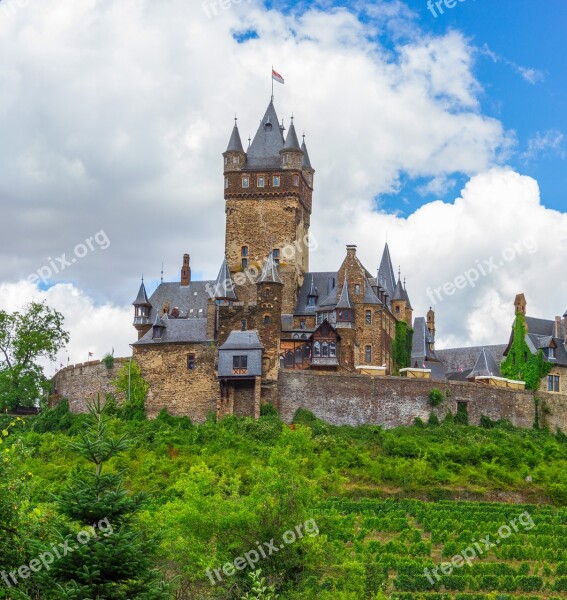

[260,403,279,417]
[429,388,445,407]
[102,353,114,369]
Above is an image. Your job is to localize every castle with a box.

[129,98,422,420]
[51,98,567,433]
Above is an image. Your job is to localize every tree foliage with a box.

[392,321,413,374]
[112,359,149,420]
[0,302,69,410]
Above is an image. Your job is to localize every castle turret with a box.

[427,306,436,339]
[133,278,152,340]
[514,293,527,316]
[391,270,407,322]
[223,118,246,172]
[256,252,283,381]
[181,253,191,286]
[280,118,303,170]
[301,135,315,188]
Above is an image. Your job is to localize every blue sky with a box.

[263,0,567,215]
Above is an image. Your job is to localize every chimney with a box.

[346,244,357,257]
[181,254,191,286]
[555,316,562,339]
[563,312,567,342]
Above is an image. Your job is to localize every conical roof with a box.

[283,119,302,151]
[213,258,238,300]
[308,275,318,297]
[336,278,352,309]
[301,138,313,169]
[469,347,501,379]
[133,280,151,306]
[225,122,244,153]
[402,280,413,310]
[393,277,405,302]
[378,244,396,303]
[257,252,283,284]
[247,100,284,169]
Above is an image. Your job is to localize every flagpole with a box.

[271,65,274,101]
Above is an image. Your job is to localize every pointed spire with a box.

[283,118,302,151]
[402,277,413,309]
[308,275,318,297]
[336,276,352,309]
[247,99,284,169]
[212,257,238,301]
[393,275,405,301]
[225,119,244,153]
[378,243,396,303]
[301,134,313,169]
[133,279,151,306]
[469,347,501,379]
[257,251,283,284]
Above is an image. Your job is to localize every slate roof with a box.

[402,282,413,310]
[212,258,238,300]
[147,281,214,321]
[133,281,151,306]
[468,347,502,379]
[133,317,209,346]
[412,317,438,362]
[247,100,285,169]
[257,252,283,284]
[336,279,352,309]
[225,123,244,153]
[219,330,264,350]
[294,272,338,314]
[507,315,567,366]
[283,120,302,151]
[301,139,313,169]
[392,277,405,301]
[377,244,396,304]
[363,277,383,305]
[437,344,507,380]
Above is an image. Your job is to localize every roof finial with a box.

[403,277,406,289]
[161,261,164,284]
[248,135,251,148]
[302,131,306,142]
[234,114,238,125]
[398,266,401,279]
[141,274,144,283]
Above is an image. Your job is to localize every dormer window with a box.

[273,176,280,187]
[242,176,249,188]
[258,176,265,188]
[307,296,316,307]
[549,347,556,359]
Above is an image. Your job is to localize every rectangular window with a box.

[548,375,560,392]
[365,345,372,363]
[283,154,289,164]
[232,156,238,164]
[241,246,249,256]
[366,310,372,325]
[258,176,265,187]
[242,176,249,188]
[355,284,360,295]
[300,319,306,330]
[233,355,248,369]
[273,248,280,265]
[549,347,556,359]
[273,176,280,187]
[294,174,299,186]
[241,258,248,268]
[224,176,229,189]
[241,319,247,331]
[187,354,196,370]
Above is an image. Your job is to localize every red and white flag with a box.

[272,69,284,85]
[88,352,93,357]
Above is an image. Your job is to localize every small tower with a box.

[256,252,283,381]
[133,278,152,340]
[223,118,246,172]
[391,271,407,322]
[427,307,436,339]
[181,253,191,286]
[280,118,303,170]
[335,277,354,327]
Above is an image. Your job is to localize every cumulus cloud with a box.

[0,0,564,360]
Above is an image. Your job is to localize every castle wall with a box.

[276,371,538,429]
[51,358,128,413]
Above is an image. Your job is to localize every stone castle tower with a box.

[223,100,314,313]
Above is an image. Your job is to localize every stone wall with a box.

[276,371,540,430]
[51,358,128,413]
[540,391,567,433]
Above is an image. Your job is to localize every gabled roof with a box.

[468,347,502,379]
[257,252,282,284]
[133,281,151,306]
[282,119,302,151]
[247,100,285,169]
[336,278,352,309]
[212,258,238,300]
[219,330,264,351]
[525,316,555,337]
[301,139,312,169]
[378,243,396,303]
[294,272,338,314]
[225,122,244,153]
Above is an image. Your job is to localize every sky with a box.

[0,0,565,373]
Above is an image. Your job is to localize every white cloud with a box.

[522,129,566,162]
[0,0,564,360]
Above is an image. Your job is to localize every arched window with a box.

[284,351,294,368]
[263,314,271,326]
[313,341,321,357]
[295,347,303,365]
[321,342,329,357]
[329,342,337,358]
[304,344,312,359]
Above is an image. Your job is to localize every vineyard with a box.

[310,499,567,599]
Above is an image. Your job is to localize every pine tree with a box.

[39,398,169,599]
